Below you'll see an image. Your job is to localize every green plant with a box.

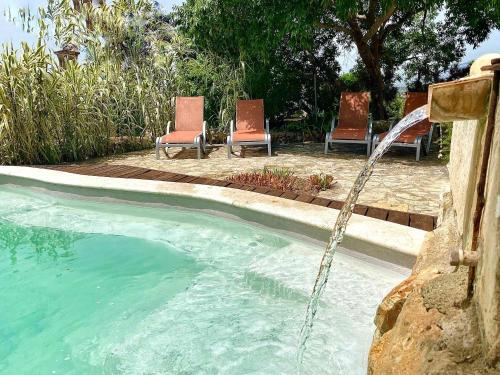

[0,0,246,165]
[226,166,297,191]
[437,122,453,162]
[386,92,405,121]
[262,166,295,179]
[308,173,335,192]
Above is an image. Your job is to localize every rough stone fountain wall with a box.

[368,54,500,374]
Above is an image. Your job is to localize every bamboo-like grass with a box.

[0,0,246,165]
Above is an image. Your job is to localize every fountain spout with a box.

[427,56,499,123]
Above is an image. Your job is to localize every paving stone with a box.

[53,142,449,216]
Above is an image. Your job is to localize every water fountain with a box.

[299,54,500,373]
[297,106,429,365]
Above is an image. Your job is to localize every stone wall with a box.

[368,54,500,373]
[448,117,484,247]
[368,194,489,374]
[450,53,500,366]
[475,71,500,365]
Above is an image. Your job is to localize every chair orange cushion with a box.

[378,126,430,143]
[332,127,367,140]
[236,99,264,131]
[232,130,266,142]
[404,92,428,115]
[377,92,432,144]
[175,96,204,131]
[161,130,201,144]
[337,92,371,130]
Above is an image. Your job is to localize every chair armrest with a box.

[230,120,234,137]
[265,118,270,134]
[330,117,337,132]
[166,121,171,135]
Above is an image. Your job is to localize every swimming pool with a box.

[0,183,408,374]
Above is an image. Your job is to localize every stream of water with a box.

[297,105,429,367]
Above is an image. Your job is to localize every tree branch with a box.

[317,22,352,36]
[381,8,423,40]
[362,1,397,42]
[366,0,377,24]
[347,17,364,44]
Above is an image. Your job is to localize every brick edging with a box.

[39,164,437,231]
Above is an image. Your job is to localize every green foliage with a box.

[226,166,298,192]
[0,0,246,165]
[175,0,499,120]
[308,173,335,191]
[338,72,361,91]
[385,92,405,120]
[438,123,453,163]
[262,166,295,180]
[174,1,341,122]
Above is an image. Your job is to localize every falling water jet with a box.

[297,105,429,368]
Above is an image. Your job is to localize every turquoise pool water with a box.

[0,185,408,374]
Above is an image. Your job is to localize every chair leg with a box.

[227,136,232,159]
[324,133,330,155]
[196,141,201,160]
[267,139,271,156]
[163,147,168,157]
[416,139,421,161]
[366,141,371,157]
[155,138,160,160]
[426,126,434,154]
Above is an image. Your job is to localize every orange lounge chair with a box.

[372,92,433,161]
[324,92,372,156]
[227,99,271,158]
[155,96,206,160]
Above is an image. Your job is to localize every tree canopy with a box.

[174,0,500,119]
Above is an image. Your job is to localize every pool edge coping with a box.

[0,166,427,268]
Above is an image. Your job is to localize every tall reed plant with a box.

[0,0,246,165]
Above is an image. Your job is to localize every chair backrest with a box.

[403,92,431,133]
[338,92,371,129]
[236,99,264,131]
[175,96,204,131]
[404,92,428,115]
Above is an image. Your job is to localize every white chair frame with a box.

[155,120,207,160]
[371,122,434,161]
[226,119,271,158]
[324,115,373,156]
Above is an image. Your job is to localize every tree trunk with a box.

[354,40,387,119]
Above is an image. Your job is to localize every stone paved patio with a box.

[91,143,449,215]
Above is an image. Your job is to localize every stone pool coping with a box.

[0,166,427,268]
[45,163,437,231]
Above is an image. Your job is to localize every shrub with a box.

[308,173,335,192]
[386,92,405,121]
[262,166,295,180]
[226,166,297,191]
[227,167,336,194]
[0,0,246,165]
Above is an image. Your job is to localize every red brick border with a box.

[40,164,437,231]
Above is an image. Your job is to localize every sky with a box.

[1,0,498,71]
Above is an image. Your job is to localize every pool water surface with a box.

[0,185,408,374]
